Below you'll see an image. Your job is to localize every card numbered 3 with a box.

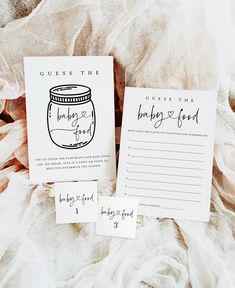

[96,196,138,239]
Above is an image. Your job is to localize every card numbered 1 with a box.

[96,196,138,239]
[55,181,97,224]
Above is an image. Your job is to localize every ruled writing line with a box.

[127,186,201,195]
[129,148,204,155]
[127,170,203,179]
[128,162,203,171]
[129,140,204,147]
[126,193,202,203]
[163,207,184,211]
[129,155,203,163]
[126,178,202,187]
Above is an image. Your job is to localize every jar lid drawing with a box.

[47,84,96,149]
[50,84,92,104]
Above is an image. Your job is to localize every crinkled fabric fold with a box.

[0,0,235,287]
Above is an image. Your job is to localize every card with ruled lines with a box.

[116,88,217,221]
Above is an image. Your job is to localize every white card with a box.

[96,196,138,238]
[55,181,97,224]
[24,56,116,183]
[117,88,217,221]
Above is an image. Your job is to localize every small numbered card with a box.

[55,181,97,224]
[96,196,138,238]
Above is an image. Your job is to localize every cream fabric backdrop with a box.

[0,1,235,287]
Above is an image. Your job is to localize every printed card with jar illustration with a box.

[24,56,116,183]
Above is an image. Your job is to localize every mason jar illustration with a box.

[47,84,96,149]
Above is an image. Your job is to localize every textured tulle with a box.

[0,0,235,287]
